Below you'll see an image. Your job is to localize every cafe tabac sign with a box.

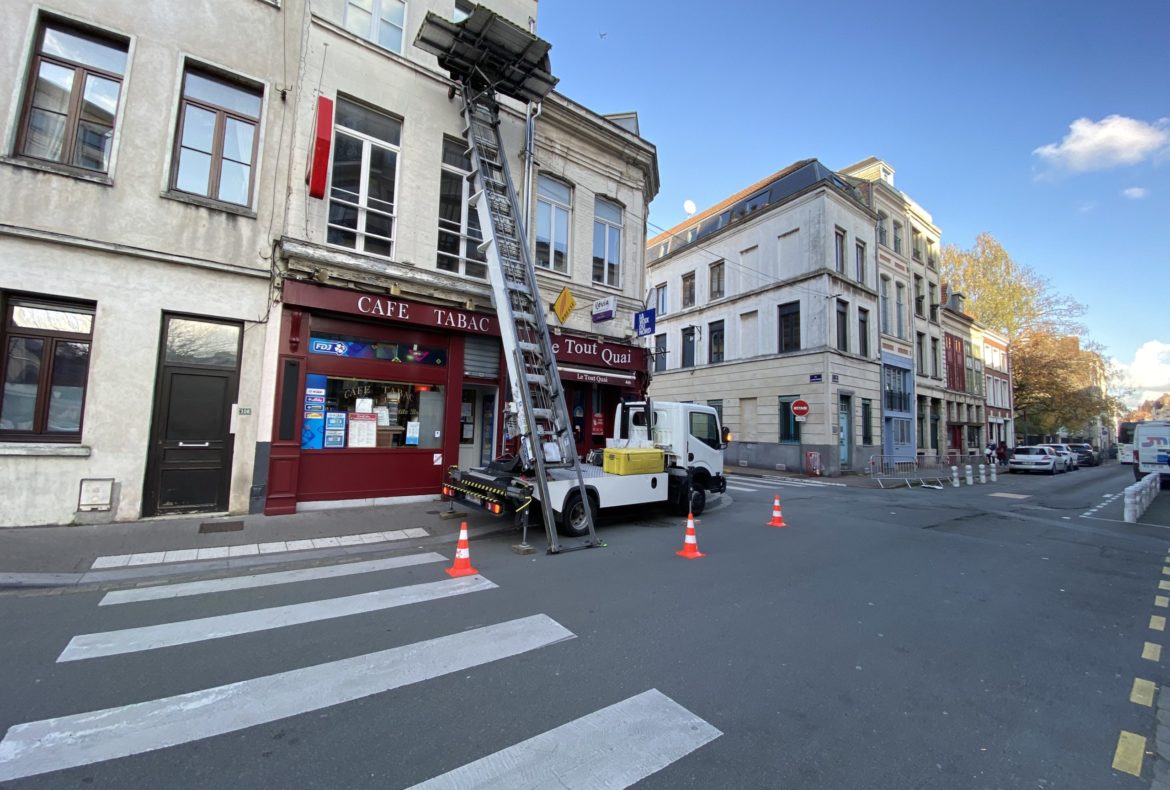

[283,281,499,335]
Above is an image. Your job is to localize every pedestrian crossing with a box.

[0,552,721,785]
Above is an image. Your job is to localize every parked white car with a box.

[1009,446,1066,475]
[1038,443,1079,471]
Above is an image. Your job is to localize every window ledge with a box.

[161,190,257,219]
[0,443,92,457]
[0,156,113,186]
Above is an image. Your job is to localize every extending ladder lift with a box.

[415,8,598,553]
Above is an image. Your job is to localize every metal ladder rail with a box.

[459,86,598,552]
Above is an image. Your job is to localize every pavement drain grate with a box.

[199,521,245,534]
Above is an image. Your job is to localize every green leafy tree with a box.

[940,232,1085,342]
[942,233,1117,438]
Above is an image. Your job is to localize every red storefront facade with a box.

[264,281,646,514]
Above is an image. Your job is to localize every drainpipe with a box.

[522,100,542,235]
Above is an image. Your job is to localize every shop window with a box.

[304,375,444,449]
[1,294,94,440]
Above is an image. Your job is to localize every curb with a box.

[0,518,516,591]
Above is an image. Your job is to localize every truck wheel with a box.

[559,491,596,538]
[689,488,706,517]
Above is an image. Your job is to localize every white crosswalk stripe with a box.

[725,473,843,489]
[99,552,447,605]
[59,574,497,662]
[0,615,574,783]
[6,555,722,786]
[407,689,721,790]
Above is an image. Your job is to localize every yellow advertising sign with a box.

[553,287,576,324]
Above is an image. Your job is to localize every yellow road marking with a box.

[1113,731,1145,776]
[1143,642,1162,661]
[1151,615,1166,631]
[1130,678,1157,706]
[1158,596,1170,608]
[1161,581,1170,591]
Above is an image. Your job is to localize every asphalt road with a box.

[0,462,1165,788]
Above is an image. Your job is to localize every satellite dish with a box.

[683,199,696,216]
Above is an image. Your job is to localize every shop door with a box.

[143,316,241,517]
[458,386,498,468]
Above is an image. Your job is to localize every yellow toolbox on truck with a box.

[603,447,665,475]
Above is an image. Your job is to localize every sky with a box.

[535,0,1170,407]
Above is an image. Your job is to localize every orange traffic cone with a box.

[446,521,479,577]
[767,495,787,528]
[676,512,705,559]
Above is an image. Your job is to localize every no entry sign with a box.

[791,399,810,418]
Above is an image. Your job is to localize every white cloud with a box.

[1123,187,1148,199]
[1034,115,1170,172]
[1115,340,1170,407]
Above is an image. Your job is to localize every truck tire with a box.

[689,488,706,517]
[559,491,597,538]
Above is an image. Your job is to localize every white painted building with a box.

[840,158,945,461]
[645,160,882,476]
[0,0,299,526]
[242,0,661,514]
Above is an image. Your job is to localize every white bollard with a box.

[1124,488,1137,523]
[990,463,998,483]
[979,464,987,484]
[965,464,974,486]
[951,466,960,488]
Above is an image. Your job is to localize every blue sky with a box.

[536,0,1170,405]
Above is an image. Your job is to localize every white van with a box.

[1133,420,1170,485]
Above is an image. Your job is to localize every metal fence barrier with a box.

[867,453,980,489]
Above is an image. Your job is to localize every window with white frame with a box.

[17,18,128,174]
[436,137,485,278]
[344,0,407,54]
[893,221,903,254]
[328,97,401,258]
[682,272,695,308]
[653,333,666,372]
[535,175,570,273]
[877,212,889,247]
[171,66,262,207]
[834,227,846,273]
[855,241,866,284]
[655,283,668,316]
[592,197,622,286]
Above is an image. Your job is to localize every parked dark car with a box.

[1068,443,1100,466]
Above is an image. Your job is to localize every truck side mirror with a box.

[721,427,732,448]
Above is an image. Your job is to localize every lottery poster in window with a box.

[406,421,420,446]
